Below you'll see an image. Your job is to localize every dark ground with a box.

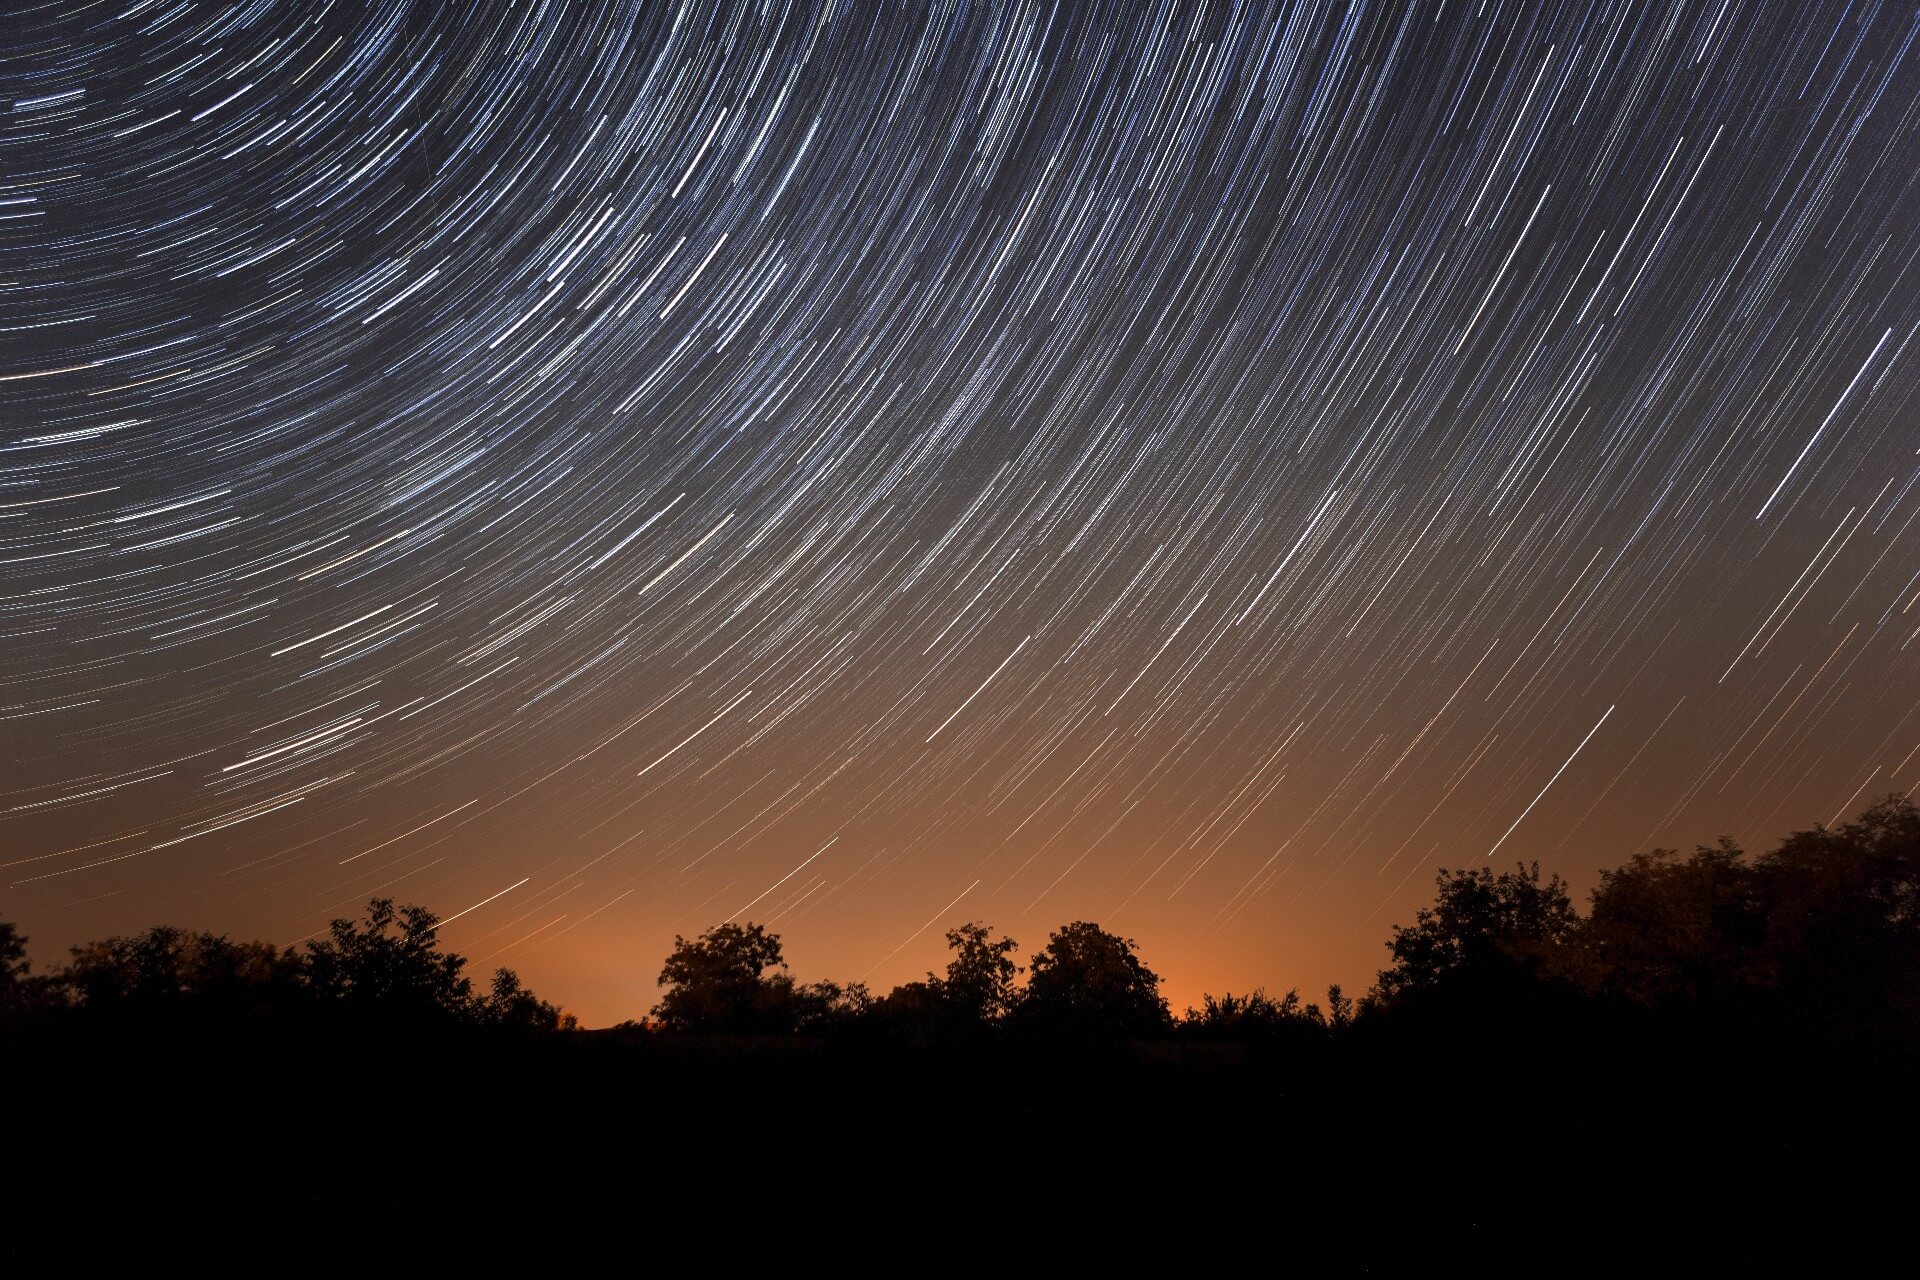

[12,1028,1910,1271]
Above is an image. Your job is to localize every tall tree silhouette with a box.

[937,922,1022,1022]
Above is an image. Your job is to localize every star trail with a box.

[4,0,1918,1023]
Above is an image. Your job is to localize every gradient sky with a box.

[5,0,1919,1026]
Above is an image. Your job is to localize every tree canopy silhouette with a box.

[1573,795,1920,1034]
[59,926,304,1031]
[868,921,1020,1043]
[651,920,865,1033]
[13,803,1920,1270]
[303,896,475,1027]
[4,797,1918,1062]
[1578,838,1770,1006]
[936,921,1022,1021]
[482,967,576,1032]
[1018,921,1170,1037]
[652,921,788,1033]
[1372,860,1578,1008]
[13,898,576,1038]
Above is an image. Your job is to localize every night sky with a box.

[5,0,1919,1025]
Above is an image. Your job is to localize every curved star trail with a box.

[4,0,1918,1021]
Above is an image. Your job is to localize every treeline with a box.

[6,795,1917,1057]
[0,896,571,1040]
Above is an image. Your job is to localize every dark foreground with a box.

[13,797,1919,1267]
[15,1026,1913,1271]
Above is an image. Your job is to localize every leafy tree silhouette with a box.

[1751,795,1920,1028]
[870,922,1019,1043]
[1578,838,1770,1006]
[652,921,860,1033]
[303,897,474,1028]
[58,926,304,1030]
[0,920,37,1023]
[483,967,578,1032]
[3,901,583,1041]
[1017,921,1169,1037]
[790,977,872,1031]
[1372,861,1578,1006]
[1321,983,1354,1029]
[936,922,1021,1021]
[0,921,26,985]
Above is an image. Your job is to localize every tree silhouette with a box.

[1579,839,1770,1006]
[0,921,37,1021]
[55,925,306,1031]
[0,922,25,983]
[867,979,947,1041]
[1372,861,1578,1007]
[8,803,1918,1268]
[483,967,577,1032]
[1558,795,1920,1041]
[936,922,1021,1021]
[870,922,1019,1043]
[1321,983,1353,1029]
[1018,921,1169,1037]
[1751,795,1920,1026]
[4,797,1917,1078]
[652,921,804,1033]
[303,897,474,1028]
[790,977,873,1031]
